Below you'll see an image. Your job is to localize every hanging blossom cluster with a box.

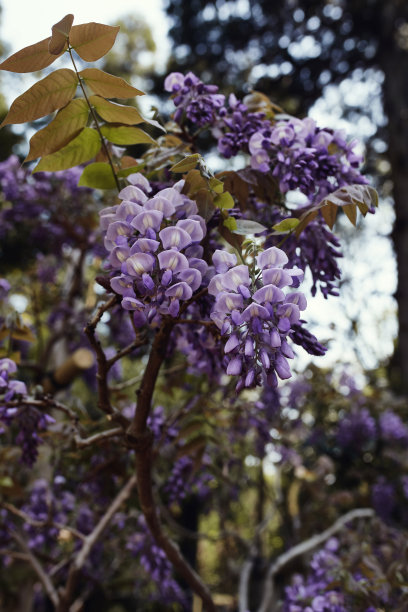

[209,246,306,391]
[0,358,54,466]
[100,173,209,325]
[164,72,225,126]
[165,72,366,202]
[248,116,366,200]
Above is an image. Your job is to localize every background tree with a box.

[163,0,408,393]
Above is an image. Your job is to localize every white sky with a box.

[1,0,170,66]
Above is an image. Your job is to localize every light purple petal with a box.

[159,226,192,251]
[176,218,204,242]
[253,284,285,304]
[126,253,155,276]
[118,185,148,203]
[131,210,163,234]
[145,196,176,217]
[158,250,189,272]
[256,247,288,270]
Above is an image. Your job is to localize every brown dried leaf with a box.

[0,37,64,73]
[89,95,144,124]
[49,14,74,55]
[25,98,89,161]
[80,68,144,99]
[0,69,77,127]
[69,22,120,61]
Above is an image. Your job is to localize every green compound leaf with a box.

[232,219,268,235]
[78,162,117,189]
[214,191,235,210]
[170,154,201,173]
[26,98,89,161]
[100,125,156,145]
[0,69,78,127]
[33,127,101,172]
[272,218,300,234]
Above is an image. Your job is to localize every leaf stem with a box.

[67,45,121,192]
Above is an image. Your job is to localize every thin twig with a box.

[84,296,118,416]
[2,502,86,542]
[257,508,375,612]
[106,336,147,368]
[12,531,59,607]
[74,427,123,448]
[58,475,136,611]
[68,46,121,192]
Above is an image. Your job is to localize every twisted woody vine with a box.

[0,13,407,612]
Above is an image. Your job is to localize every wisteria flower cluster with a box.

[101,173,209,323]
[209,247,306,390]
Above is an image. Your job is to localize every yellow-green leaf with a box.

[49,14,74,55]
[100,125,156,145]
[33,127,101,172]
[78,162,117,189]
[209,177,224,194]
[70,22,120,61]
[0,69,77,127]
[272,218,300,233]
[0,37,65,73]
[223,216,237,231]
[214,191,234,210]
[89,95,145,125]
[80,68,144,99]
[170,154,201,173]
[25,98,89,162]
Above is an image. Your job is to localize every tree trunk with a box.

[379,2,408,394]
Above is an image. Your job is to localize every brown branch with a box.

[12,531,59,608]
[58,475,136,612]
[84,296,118,416]
[257,508,375,612]
[74,427,123,449]
[106,335,147,368]
[126,320,216,612]
[2,502,86,542]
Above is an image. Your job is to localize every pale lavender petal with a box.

[165,282,193,300]
[285,292,307,311]
[176,218,204,242]
[224,334,240,353]
[277,303,300,324]
[253,284,285,304]
[106,221,131,242]
[158,250,189,272]
[109,245,130,268]
[126,253,155,276]
[262,267,293,288]
[118,185,148,203]
[127,172,152,193]
[130,238,160,254]
[223,265,250,291]
[227,356,242,376]
[110,275,135,298]
[145,196,176,217]
[208,273,229,296]
[177,268,202,291]
[116,200,144,221]
[215,292,244,313]
[159,226,192,250]
[212,249,237,273]
[131,210,163,233]
[242,302,270,321]
[257,247,288,270]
